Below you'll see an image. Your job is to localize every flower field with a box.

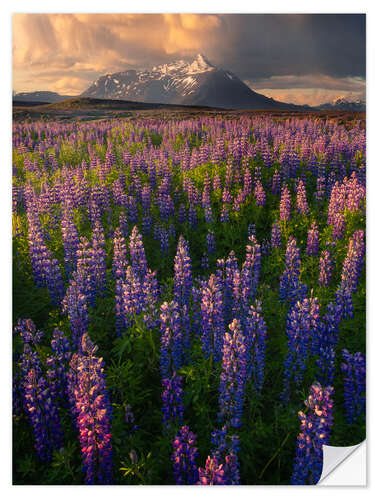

[12,114,366,485]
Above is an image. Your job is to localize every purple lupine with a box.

[279,237,307,305]
[291,383,334,485]
[61,208,79,277]
[318,250,333,286]
[282,296,320,402]
[161,372,184,431]
[218,318,247,428]
[340,229,365,295]
[341,350,366,423]
[332,212,345,240]
[201,252,209,270]
[206,230,216,255]
[296,179,309,214]
[306,221,319,256]
[171,425,199,485]
[69,334,113,484]
[242,302,267,394]
[46,328,71,402]
[160,301,183,379]
[129,226,148,279]
[91,220,107,297]
[271,221,281,248]
[197,456,227,485]
[173,236,192,307]
[112,227,128,280]
[14,318,44,346]
[254,180,266,206]
[211,426,241,485]
[62,274,89,350]
[280,185,291,221]
[23,368,63,462]
[200,274,225,361]
[272,169,281,195]
[241,235,261,305]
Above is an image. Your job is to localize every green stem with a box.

[258,432,290,480]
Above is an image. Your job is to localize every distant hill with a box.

[13,91,76,103]
[81,54,308,111]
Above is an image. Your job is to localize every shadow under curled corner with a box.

[318,440,366,486]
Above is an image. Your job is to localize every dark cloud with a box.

[13,13,365,105]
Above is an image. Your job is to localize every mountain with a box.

[317,96,366,111]
[13,91,76,103]
[81,54,305,110]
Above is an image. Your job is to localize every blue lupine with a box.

[201,275,225,361]
[241,235,261,305]
[171,425,199,484]
[206,230,216,255]
[62,274,89,350]
[160,301,183,379]
[282,296,320,402]
[280,237,307,305]
[341,349,366,423]
[218,318,247,428]
[291,383,334,485]
[211,425,241,485]
[46,328,71,403]
[23,368,63,462]
[161,372,184,431]
[173,236,193,308]
[242,301,267,394]
[14,318,44,346]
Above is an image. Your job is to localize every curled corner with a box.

[318,440,366,486]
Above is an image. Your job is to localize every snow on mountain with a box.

[317,96,366,111]
[81,54,305,110]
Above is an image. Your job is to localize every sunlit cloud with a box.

[12,13,365,105]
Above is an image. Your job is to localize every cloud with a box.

[12,13,365,103]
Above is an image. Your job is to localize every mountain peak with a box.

[190,53,214,72]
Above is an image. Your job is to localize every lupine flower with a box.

[62,274,89,350]
[14,318,44,346]
[23,368,63,462]
[197,456,227,485]
[296,179,309,214]
[280,185,291,221]
[211,425,240,485]
[254,181,266,206]
[46,328,71,402]
[201,275,225,361]
[282,296,320,402]
[271,221,281,248]
[161,372,184,431]
[306,222,319,256]
[242,302,267,394]
[173,236,193,308]
[341,350,366,423]
[171,425,199,484]
[218,318,247,428]
[280,237,307,305]
[291,383,334,485]
[160,301,183,379]
[206,230,216,255]
[318,250,333,286]
[69,334,113,484]
[241,235,261,305]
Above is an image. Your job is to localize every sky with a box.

[12,13,366,106]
